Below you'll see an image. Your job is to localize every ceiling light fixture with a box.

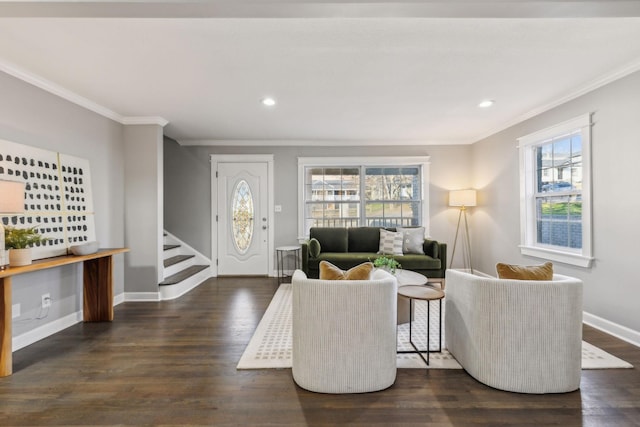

[261,97,276,107]
[478,100,495,108]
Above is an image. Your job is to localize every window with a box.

[298,157,430,238]
[231,179,254,253]
[518,113,593,267]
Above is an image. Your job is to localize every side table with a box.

[391,269,428,325]
[276,245,301,284]
[397,285,444,366]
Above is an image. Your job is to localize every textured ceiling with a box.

[1,1,640,145]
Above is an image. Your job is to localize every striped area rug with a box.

[237,283,633,370]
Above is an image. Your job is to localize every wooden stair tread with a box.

[164,254,195,268]
[163,244,180,251]
[160,265,208,286]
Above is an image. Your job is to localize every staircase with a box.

[160,231,211,300]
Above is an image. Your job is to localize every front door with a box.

[217,162,269,275]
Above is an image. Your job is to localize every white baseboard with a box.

[583,311,640,349]
[124,292,161,302]
[13,311,82,352]
[114,292,125,306]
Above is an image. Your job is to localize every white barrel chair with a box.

[445,269,583,394]
[291,269,398,393]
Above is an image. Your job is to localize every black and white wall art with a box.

[0,139,96,260]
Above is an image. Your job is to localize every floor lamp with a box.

[0,180,26,270]
[449,189,476,274]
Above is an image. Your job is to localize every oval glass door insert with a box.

[231,179,254,253]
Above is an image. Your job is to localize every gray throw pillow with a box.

[397,227,425,255]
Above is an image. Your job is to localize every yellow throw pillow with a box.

[496,262,553,280]
[319,261,374,280]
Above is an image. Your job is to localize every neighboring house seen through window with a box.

[518,114,593,267]
[298,157,430,239]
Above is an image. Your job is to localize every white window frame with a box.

[297,156,430,240]
[518,113,593,268]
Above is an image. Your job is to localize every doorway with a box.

[211,155,274,276]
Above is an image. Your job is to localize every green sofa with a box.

[301,227,447,280]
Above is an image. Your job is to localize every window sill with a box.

[519,245,593,268]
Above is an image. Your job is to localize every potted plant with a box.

[372,256,402,274]
[4,225,47,267]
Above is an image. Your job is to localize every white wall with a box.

[0,70,125,338]
[471,70,640,341]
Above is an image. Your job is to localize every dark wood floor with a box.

[1,277,639,426]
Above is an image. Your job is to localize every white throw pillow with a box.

[377,229,404,256]
[397,227,425,255]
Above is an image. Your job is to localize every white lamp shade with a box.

[449,189,477,207]
[0,180,26,213]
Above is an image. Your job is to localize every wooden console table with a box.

[0,248,129,377]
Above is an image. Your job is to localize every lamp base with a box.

[449,207,473,274]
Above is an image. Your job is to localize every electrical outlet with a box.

[12,303,20,319]
[42,293,51,308]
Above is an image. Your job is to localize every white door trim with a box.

[211,154,275,277]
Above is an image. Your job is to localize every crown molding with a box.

[0,58,168,127]
[121,116,169,127]
[3,45,639,146]
[1,1,640,18]
[180,57,640,147]
[470,58,640,144]
[0,58,124,123]
[177,138,464,147]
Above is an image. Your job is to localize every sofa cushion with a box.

[310,227,348,253]
[395,254,441,271]
[310,253,373,272]
[397,227,425,255]
[496,262,553,280]
[308,238,321,258]
[348,227,381,253]
[319,260,374,280]
[377,229,403,255]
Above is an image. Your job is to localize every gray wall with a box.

[164,140,472,264]
[471,70,640,334]
[124,125,164,293]
[0,71,125,337]
[164,136,211,256]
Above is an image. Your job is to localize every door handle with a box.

[262,225,268,230]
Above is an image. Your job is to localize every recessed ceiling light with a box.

[478,100,495,108]
[261,97,276,107]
